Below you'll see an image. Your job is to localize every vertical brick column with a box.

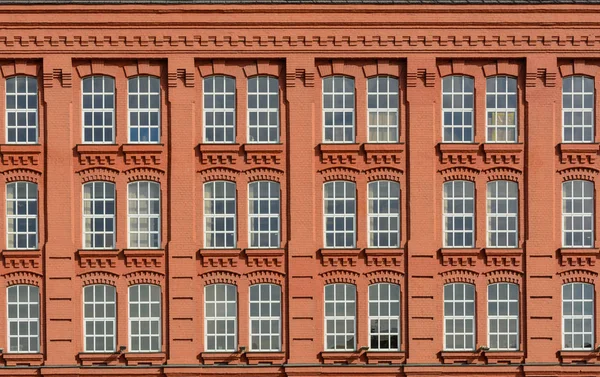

[42,56,76,364]
[404,56,439,364]
[285,55,318,363]
[524,55,561,363]
[165,57,198,363]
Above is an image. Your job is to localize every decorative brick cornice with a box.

[198,167,241,182]
[558,143,599,165]
[440,269,479,284]
[75,144,119,166]
[198,144,240,165]
[319,166,360,182]
[3,168,41,184]
[320,248,360,267]
[364,248,403,267]
[124,249,164,268]
[560,248,600,267]
[438,143,480,165]
[124,167,165,183]
[121,144,164,166]
[77,167,119,183]
[483,248,523,267]
[559,269,598,284]
[482,143,523,165]
[77,249,118,268]
[364,269,403,285]
[2,250,41,269]
[439,167,480,182]
[79,271,119,286]
[558,167,599,182]
[244,167,284,183]
[0,144,42,166]
[440,248,480,267]
[199,249,240,268]
[484,269,523,284]
[319,143,361,165]
[124,270,165,286]
[320,269,360,285]
[363,143,404,165]
[246,270,285,286]
[4,271,42,287]
[245,248,284,268]
[199,270,241,286]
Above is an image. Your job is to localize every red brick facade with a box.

[0,2,597,376]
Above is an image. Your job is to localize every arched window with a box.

[368,180,400,248]
[205,284,237,352]
[204,181,236,248]
[128,76,160,143]
[249,283,281,351]
[129,284,161,352]
[324,283,356,351]
[367,76,399,143]
[488,283,519,350]
[324,181,356,248]
[444,283,475,351]
[562,180,594,248]
[84,284,116,352]
[83,181,115,249]
[6,75,38,144]
[368,283,400,351]
[443,180,475,248]
[248,76,279,143]
[323,76,354,143]
[562,283,594,350]
[7,181,38,250]
[7,285,39,353]
[82,75,115,143]
[486,76,517,143]
[487,180,518,248]
[442,75,474,143]
[563,75,594,143]
[204,75,236,143]
[128,181,161,248]
[248,181,280,248]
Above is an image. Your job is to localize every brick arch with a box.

[437,60,479,78]
[320,270,360,285]
[559,59,598,78]
[0,60,39,78]
[559,269,598,284]
[243,60,283,78]
[200,271,241,286]
[558,167,599,182]
[246,270,285,286]
[319,167,361,183]
[484,269,523,284]
[244,167,284,183]
[482,59,521,78]
[439,167,480,182]
[123,60,162,78]
[316,60,363,78]
[364,167,403,183]
[365,270,403,285]
[198,60,244,78]
[483,167,522,183]
[124,167,165,183]
[199,167,241,183]
[79,271,119,287]
[362,60,403,78]
[3,168,42,184]
[4,271,42,287]
[77,167,120,183]
[124,271,165,286]
[75,60,117,78]
[440,269,479,284]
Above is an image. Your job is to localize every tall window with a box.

[204,75,236,143]
[205,284,237,352]
[7,285,39,353]
[563,283,594,350]
[488,283,519,350]
[563,75,594,143]
[486,76,517,143]
[369,283,400,351]
[129,284,161,352]
[204,181,236,248]
[248,76,279,143]
[6,76,37,144]
[444,283,475,351]
[367,76,399,143]
[562,180,594,248]
[128,76,160,143]
[83,182,115,249]
[443,180,475,248]
[6,182,37,250]
[442,75,474,143]
[128,181,160,249]
[83,75,115,143]
[323,76,354,143]
[84,284,116,352]
[250,284,281,351]
[324,283,356,351]
[487,180,518,248]
[249,181,280,248]
[368,180,400,248]
[324,181,356,248]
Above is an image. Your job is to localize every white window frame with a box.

[83,181,115,249]
[248,181,280,249]
[443,180,475,248]
[127,75,160,144]
[486,75,518,143]
[368,283,400,351]
[83,284,116,353]
[247,75,279,144]
[127,181,161,249]
[367,180,400,248]
[82,75,115,144]
[443,283,475,351]
[324,181,356,248]
[562,282,594,350]
[7,285,39,353]
[442,75,474,143]
[204,181,237,249]
[6,181,38,250]
[204,75,236,144]
[6,75,38,144]
[249,283,282,352]
[324,283,356,351]
[562,180,594,248]
[367,76,399,143]
[204,284,237,352]
[322,75,355,143]
[563,75,595,143]
[486,180,518,248]
[487,283,519,351]
[128,284,161,353]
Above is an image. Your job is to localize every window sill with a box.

[364,248,403,267]
[318,143,361,164]
[243,143,284,165]
[198,143,240,165]
[559,143,599,164]
[77,249,119,268]
[123,249,165,268]
[559,248,600,267]
[0,144,42,166]
[121,143,164,165]
[244,248,284,267]
[438,143,480,164]
[3,352,44,366]
[123,352,166,366]
[559,350,600,364]
[75,144,120,166]
[439,350,482,364]
[245,351,285,365]
[483,350,524,364]
[77,352,121,366]
[200,351,241,365]
[319,248,361,267]
[365,351,405,364]
[199,248,242,268]
[320,351,363,364]
[1,249,41,269]
[439,248,480,267]
[482,143,523,164]
[363,143,404,164]
[483,248,523,267]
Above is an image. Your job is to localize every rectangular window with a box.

[324,283,356,351]
[129,284,161,352]
[443,180,475,248]
[128,181,161,249]
[83,76,115,143]
[83,182,115,249]
[563,76,594,143]
[368,180,400,248]
[486,76,517,143]
[563,283,594,350]
[84,284,116,352]
[6,76,38,144]
[128,76,160,143]
[248,76,279,143]
[444,283,475,351]
[488,283,519,350]
[205,284,237,352]
[7,285,39,353]
[563,180,594,248]
[487,180,518,248]
[249,284,281,351]
[204,181,236,248]
[369,283,400,351]
[324,181,356,248]
[6,182,37,250]
[367,76,399,143]
[249,181,280,248]
[204,76,236,143]
[323,76,355,143]
[442,75,474,143]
